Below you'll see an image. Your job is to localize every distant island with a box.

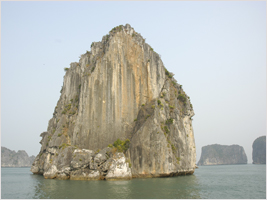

[252,136,266,164]
[1,146,35,167]
[198,144,247,166]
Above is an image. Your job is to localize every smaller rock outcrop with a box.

[197,144,247,166]
[31,145,132,180]
[1,147,36,167]
[252,136,266,164]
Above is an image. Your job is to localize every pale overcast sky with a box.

[1,1,266,163]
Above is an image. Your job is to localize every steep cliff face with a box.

[1,147,35,167]
[197,144,247,166]
[31,24,196,179]
[252,136,266,164]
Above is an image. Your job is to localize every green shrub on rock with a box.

[164,126,170,133]
[112,138,130,152]
[165,68,170,76]
[166,118,174,124]
[59,143,70,150]
[177,94,186,103]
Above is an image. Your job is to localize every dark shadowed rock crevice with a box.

[31,24,196,180]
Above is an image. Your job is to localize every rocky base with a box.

[31,146,132,180]
[131,170,195,178]
[31,144,195,180]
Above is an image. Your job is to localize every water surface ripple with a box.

[1,164,265,199]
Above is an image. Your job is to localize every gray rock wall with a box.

[1,147,35,167]
[252,136,266,164]
[197,144,247,166]
[128,78,196,177]
[31,24,196,179]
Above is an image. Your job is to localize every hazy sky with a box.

[1,1,266,163]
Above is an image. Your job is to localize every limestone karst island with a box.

[197,144,247,166]
[252,136,266,164]
[2,147,35,168]
[31,24,196,180]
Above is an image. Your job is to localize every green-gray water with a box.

[1,164,266,199]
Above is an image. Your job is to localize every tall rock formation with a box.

[252,136,266,164]
[198,144,247,166]
[1,147,35,167]
[31,24,196,180]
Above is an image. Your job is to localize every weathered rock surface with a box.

[1,146,35,167]
[31,146,131,180]
[31,24,196,180]
[197,144,247,166]
[252,136,266,164]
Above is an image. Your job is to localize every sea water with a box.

[1,164,266,199]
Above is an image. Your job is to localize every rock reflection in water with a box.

[105,180,132,199]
